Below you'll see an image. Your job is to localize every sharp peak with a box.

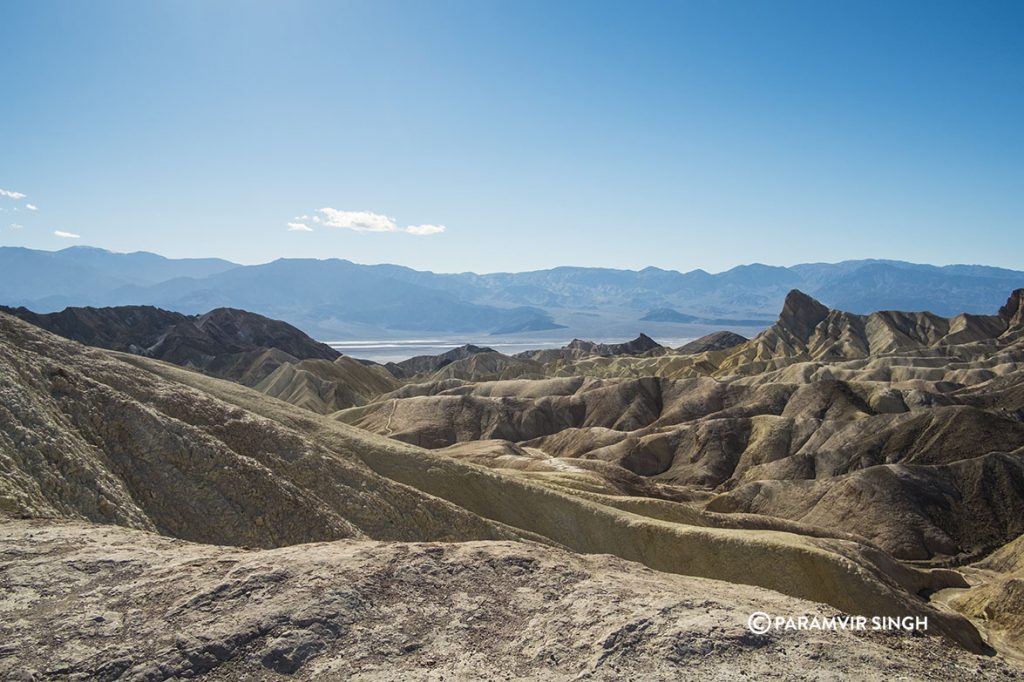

[626,332,661,347]
[783,289,827,307]
[776,290,831,341]
[999,288,1024,329]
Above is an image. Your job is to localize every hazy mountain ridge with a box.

[0,245,238,305]
[3,246,1023,338]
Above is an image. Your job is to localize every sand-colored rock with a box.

[0,312,529,547]
[256,356,399,413]
[0,310,989,652]
[678,330,748,354]
[7,288,1024,668]
[3,517,1014,680]
[113,352,992,652]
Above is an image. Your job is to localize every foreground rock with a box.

[0,518,1016,681]
[949,534,1024,656]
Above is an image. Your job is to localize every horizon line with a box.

[3,244,1021,278]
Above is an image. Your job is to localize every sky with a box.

[1,0,1022,273]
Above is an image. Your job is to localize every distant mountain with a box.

[2,246,1022,339]
[0,246,237,307]
[641,308,698,323]
[0,249,562,337]
[809,262,1024,315]
[490,317,567,334]
[641,308,773,326]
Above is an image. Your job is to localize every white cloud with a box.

[0,188,26,200]
[25,203,37,211]
[54,230,80,239]
[10,223,23,229]
[317,208,398,232]
[287,222,313,232]
[303,208,447,236]
[405,224,446,236]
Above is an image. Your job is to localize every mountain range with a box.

[3,246,1024,340]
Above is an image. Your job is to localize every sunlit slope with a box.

[120,346,986,651]
[0,312,530,547]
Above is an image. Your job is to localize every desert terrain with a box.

[2,288,1024,677]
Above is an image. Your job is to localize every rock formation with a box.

[0,311,997,662]
[678,330,748,354]
[5,286,1024,674]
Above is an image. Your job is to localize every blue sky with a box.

[1,0,1022,272]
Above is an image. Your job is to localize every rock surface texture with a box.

[0,518,1017,681]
